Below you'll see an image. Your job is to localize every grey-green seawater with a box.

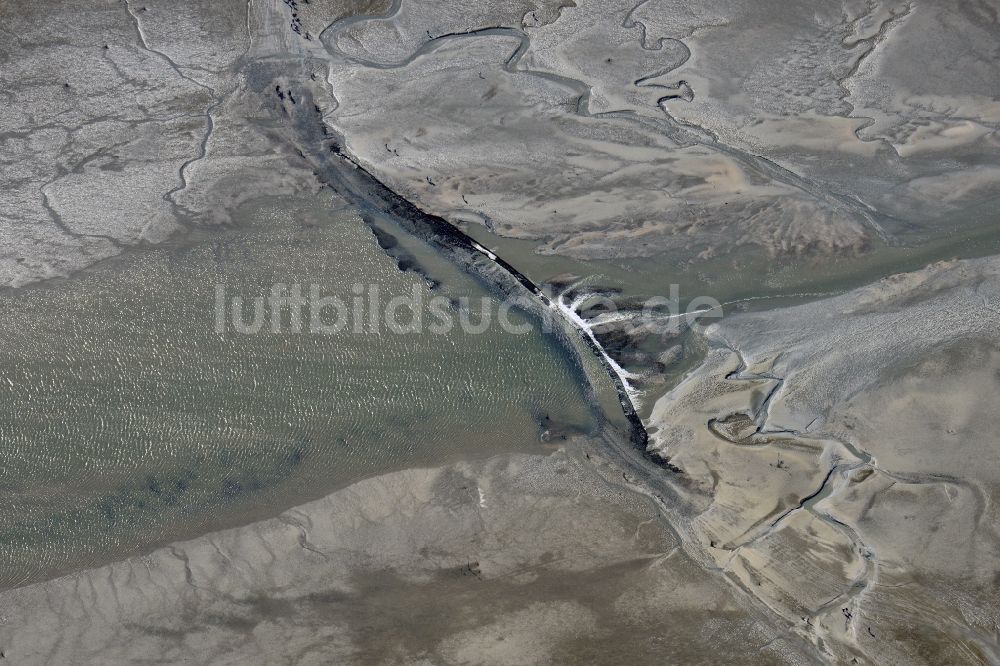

[0,193,598,587]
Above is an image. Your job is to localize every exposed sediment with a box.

[647,256,1000,663]
[0,450,818,665]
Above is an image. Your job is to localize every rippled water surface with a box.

[0,194,598,587]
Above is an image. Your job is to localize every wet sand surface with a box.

[0,449,817,665]
[644,256,1000,663]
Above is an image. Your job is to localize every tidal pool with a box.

[0,192,599,587]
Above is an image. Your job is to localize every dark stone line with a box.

[261,72,651,455]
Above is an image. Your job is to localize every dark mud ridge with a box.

[268,74,650,454]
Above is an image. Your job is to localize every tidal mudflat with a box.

[1,0,999,663]
[0,450,816,664]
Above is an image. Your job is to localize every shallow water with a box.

[460,208,1000,308]
[0,193,598,587]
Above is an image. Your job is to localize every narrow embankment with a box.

[269,77,651,454]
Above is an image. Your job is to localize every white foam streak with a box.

[553,289,642,399]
